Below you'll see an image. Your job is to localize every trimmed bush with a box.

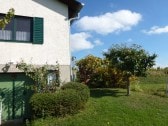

[30,82,90,118]
[30,93,56,118]
[61,82,90,104]
[30,89,82,118]
[55,89,81,116]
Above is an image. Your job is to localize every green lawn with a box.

[31,88,168,126]
[134,76,168,96]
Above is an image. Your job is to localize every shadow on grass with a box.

[90,88,126,98]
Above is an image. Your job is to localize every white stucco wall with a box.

[0,0,71,82]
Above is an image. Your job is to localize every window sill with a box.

[0,39,32,44]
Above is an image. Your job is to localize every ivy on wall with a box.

[0,8,14,29]
[16,60,60,93]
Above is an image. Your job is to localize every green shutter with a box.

[33,17,43,44]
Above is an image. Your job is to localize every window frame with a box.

[0,14,43,44]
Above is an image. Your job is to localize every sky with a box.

[70,0,168,68]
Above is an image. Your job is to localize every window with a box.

[16,17,31,41]
[47,72,56,85]
[0,14,43,44]
[0,14,13,40]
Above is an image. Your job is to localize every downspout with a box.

[69,13,80,24]
[68,13,80,81]
[68,2,85,22]
[68,2,84,81]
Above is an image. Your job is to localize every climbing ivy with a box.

[16,60,60,93]
[0,8,15,29]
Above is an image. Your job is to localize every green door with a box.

[0,73,33,121]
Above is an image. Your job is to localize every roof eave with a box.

[59,0,83,19]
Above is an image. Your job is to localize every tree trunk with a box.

[126,77,130,96]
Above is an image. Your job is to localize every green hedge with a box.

[55,89,81,116]
[30,93,56,118]
[30,82,90,118]
[61,82,90,104]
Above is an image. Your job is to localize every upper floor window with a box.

[0,14,14,41]
[16,17,32,41]
[0,14,43,44]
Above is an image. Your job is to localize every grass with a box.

[29,70,168,126]
[133,75,168,97]
[30,88,168,126]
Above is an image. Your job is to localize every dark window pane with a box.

[0,15,13,40]
[16,17,31,41]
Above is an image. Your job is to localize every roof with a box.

[59,0,84,19]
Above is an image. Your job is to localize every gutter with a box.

[69,2,84,24]
[59,0,84,23]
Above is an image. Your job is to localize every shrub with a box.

[30,89,82,118]
[55,89,81,116]
[76,55,103,84]
[61,82,90,105]
[30,93,56,118]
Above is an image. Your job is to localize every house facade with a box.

[0,0,83,121]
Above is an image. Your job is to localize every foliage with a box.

[55,89,82,116]
[94,66,127,88]
[16,60,60,93]
[104,44,157,95]
[30,89,83,118]
[131,80,143,92]
[104,44,157,77]
[76,55,103,84]
[61,82,90,105]
[30,93,55,118]
[30,82,90,119]
[76,55,127,88]
[31,88,168,126]
[0,8,14,29]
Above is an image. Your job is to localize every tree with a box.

[76,55,125,88]
[104,44,157,95]
[76,55,103,85]
[0,8,14,29]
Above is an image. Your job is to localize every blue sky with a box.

[70,0,168,68]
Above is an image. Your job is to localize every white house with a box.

[0,0,83,82]
[0,0,83,121]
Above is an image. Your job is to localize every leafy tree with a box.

[104,44,157,95]
[76,55,103,85]
[76,55,125,88]
[0,8,14,29]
